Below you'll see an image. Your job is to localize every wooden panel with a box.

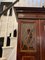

[17,7,45,60]
[40,20,45,60]
[20,20,37,52]
[17,20,40,60]
[22,56,35,60]
[18,13,45,19]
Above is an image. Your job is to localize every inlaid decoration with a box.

[20,22,36,52]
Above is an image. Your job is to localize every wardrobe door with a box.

[40,20,45,60]
[17,20,40,60]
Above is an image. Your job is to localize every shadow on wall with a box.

[6,29,17,46]
[0,37,4,57]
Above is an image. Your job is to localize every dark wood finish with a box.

[40,20,45,60]
[17,20,40,60]
[16,7,45,60]
[15,7,45,13]
[14,7,45,21]
[22,56,35,60]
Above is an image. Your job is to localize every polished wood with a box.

[40,20,45,60]
[17,7,45,60]
[17,20,40,60]
[22,56,35,60]
[15,7,45,13]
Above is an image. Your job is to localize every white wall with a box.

[0,0,16,2]
[15,0,45,7]
[0,8,18,37]
[0,8,18,47]
[0,0,45,7]
[8,37,17,60]
[0,8,18,60]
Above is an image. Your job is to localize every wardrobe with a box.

[15,7,45,60]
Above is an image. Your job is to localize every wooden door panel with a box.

[40,20,45,60]
[17,20,40,60]
[22,56,35,60]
